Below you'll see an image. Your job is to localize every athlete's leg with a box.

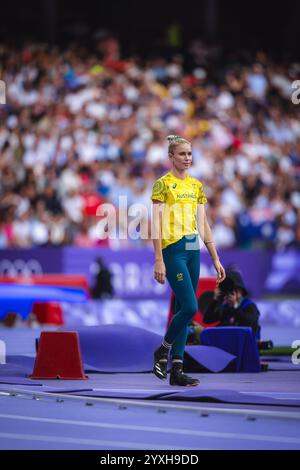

[153,237,199,380]
[187,245,201,292]
[170,296,188,360]
[171,248,200,359]
[163,254,198,345]
[167,240,201,386]
[153,254,197,379]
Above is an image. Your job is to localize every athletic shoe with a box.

[170,363,200,386]
[153,348,168,380]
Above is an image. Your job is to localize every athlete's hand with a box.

[213,286,222,300]
[154,260,166,284]
[213,258,226,284]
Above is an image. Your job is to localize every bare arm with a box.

[151,200,166,284]
[196,204,226,283]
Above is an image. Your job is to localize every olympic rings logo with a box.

[0,259,43,276]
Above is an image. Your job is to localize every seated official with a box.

[203,270,261,339]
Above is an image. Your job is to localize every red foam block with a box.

[32,302,64,325]
[31,331,88,380]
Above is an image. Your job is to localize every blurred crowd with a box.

[0,39,300,250]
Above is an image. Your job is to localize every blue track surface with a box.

[1,391,300,450]
[0,327,300,450]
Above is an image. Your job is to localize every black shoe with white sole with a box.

[153,348,168,380]
[170,364,200,387]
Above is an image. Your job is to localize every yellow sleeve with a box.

[151,178,167,202]
[197,181,207,204]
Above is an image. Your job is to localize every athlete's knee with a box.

[183,299,198,320]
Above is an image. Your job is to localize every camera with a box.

[217,277,236,300]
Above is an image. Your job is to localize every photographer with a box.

[203,269,261,339]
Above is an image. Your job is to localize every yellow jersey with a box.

[151,172,207,249]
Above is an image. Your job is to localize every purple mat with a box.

[0,382,174,399]
[31,384,300,406]
[0,380,95,391]
[0,383,94,393]
[5,355,35,372]
[74,325,162,373]
[1,382,299,406]
[185,345,236,373]
[35,387,94,393]
[1,327,237,378]
[0,356,93,386]
[0,356,36,383]
[0,377,43,386]
[160,389,300,407]
[70,325,237,374]
[69,389,175,399]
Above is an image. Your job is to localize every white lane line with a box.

[0,432,194,450]
[0,414,300,445]
[1,387,300,421]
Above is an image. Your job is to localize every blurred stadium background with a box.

[0,0,300,345]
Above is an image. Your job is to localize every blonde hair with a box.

[167,135,191,154]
